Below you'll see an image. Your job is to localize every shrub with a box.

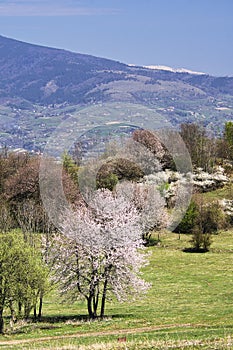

[175,200,199,234]
[190,227,212,252]
[190,201,225,252]
[181,200,226,252]
[97,173,118,191]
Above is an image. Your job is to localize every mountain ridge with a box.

[0,35,233,151]
[1,34,233,106]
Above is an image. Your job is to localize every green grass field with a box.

[0,230,232,349]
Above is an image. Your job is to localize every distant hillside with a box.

[0,35,130,105]
[0,35,233,150]
[1,35,233,105]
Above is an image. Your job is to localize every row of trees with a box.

[178,121,233,251]
[0,152,80,332]
[180,121,233,171]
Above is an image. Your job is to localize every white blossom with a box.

[48,189,151,318]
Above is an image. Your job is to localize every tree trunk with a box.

[87,296,94,319]
[93,290,99,318]
[24,301,32,320]
[100,278,108,318]
[33,305,37,319]
[0,308,4,334]
[38,295,43,319]
[18,301,22,317]
[9,300,16,323]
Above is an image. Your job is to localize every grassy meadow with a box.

[0,229,232,349]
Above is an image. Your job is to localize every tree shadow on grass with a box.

[7,313,133,335]
[183,247,209,253]
[38,313,133,324]
[35,314,91,324]
[36,313,129,324]
[8,315,99,335]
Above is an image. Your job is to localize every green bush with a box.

[175,200,199,234]
[97,173,118,191]
[178,200,227,252]
[189,201,226,252]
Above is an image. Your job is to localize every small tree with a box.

[223,121,233,160]
[175,200,199,234]
[97,173,118,191]
[0,231,48,333]
[189,201,225,252]
[180,123,215,171]
[190,225,212,252]
[49,189,150,319]
[62,152,79,184]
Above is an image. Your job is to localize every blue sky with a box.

[0,0,233,76]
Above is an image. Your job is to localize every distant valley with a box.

[0,35,233,151]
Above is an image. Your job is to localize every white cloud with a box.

[0,0,119,16]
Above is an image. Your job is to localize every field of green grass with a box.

[0,229,232,349]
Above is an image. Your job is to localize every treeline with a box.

[177,121,233,250]
[0,151,81,233]
[180,121,233,171]
[0,152,81,333]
